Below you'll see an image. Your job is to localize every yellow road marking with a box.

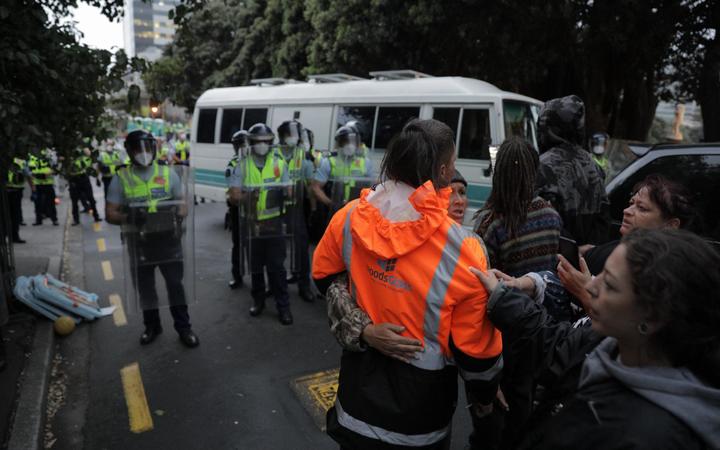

[120,363,154,434]
[101,261,114,280]
[96,238,106,252]
[290,368,339,430]
[93,222,102,232]
[109,294,127,327]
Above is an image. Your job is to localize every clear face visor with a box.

[280,127,300,146]
[250,140,272,156]
[128,139,157,166]
[336,133,359,155]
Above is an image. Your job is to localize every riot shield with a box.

[329,157,376,213]
[121,165,195,316]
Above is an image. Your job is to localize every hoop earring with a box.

[637,322,649,335]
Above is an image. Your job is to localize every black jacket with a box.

[487,285,712,449]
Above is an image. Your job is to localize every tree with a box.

[0,0,143,168]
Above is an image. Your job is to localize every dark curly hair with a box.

[622,228,720,387]
[632,174,697,231]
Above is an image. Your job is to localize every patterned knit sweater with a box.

[474,197,562,277]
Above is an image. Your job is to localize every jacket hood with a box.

[351,180,451,259]
[537,95,586,153]
[579,338,720,449]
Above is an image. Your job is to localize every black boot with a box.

[229,278,243,289]
[140,325,163,345]
[278,308,293,325]
[249,298,265,317]
[299,287,315,303]
[178,329,199,348]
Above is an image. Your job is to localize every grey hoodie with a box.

[579,337,720,449]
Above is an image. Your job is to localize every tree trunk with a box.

[699,28,720,141]
[611,71,658,141]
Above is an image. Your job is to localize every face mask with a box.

[252,143,269,156]
[341,144,356,157]
[133,150,154,167]
[592,145,605,155]
[285,137,298,146]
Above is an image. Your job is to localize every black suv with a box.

[605,143,720,244]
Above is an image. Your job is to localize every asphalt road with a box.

[48,186,472,450]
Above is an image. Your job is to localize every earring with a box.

[637,322,649,335]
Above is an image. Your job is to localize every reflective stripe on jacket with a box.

[29,155,54,185]
[8,158,26,189]
[243,154,285,221]
[313,181,503,445]
[99,151,122,176]
[330,156,367,202]
[117,163,171,213]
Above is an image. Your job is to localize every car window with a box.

[242,108,268,130]
[609,153,720,241]
[336,106,376,149]
[220,108,243,143]
[197,109,217,144]
[458,109,491,160]
[374,106,420,151]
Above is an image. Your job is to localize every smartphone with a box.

[559,236,580,270]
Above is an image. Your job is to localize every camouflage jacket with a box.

[326,273,371,352]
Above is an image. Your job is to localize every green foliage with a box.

[0,0,143,168]
[145,0,716,141]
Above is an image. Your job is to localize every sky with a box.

[71,3,124,51]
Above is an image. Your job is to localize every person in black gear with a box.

[29,151,58,226]
[277,120,316,303]
[67,149,101,225]
[227,129,249,289]
[105,130,199,347]
[7,157,33,243]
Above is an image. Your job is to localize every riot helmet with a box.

[334,125,360,157]
[277,120,304,147]
[231,130,250,157]
[247,123,275,157]
[124,130,157,167]
[589,132,609,156]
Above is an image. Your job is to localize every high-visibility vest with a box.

[175,141,189,161]
[117,163,171,213]
[225,155,239,192]
[243,154,285,221]
[312,181,503,445]
[70,155,92,176]
[29,154,54,185]
[99,151,121,177]
[329,156,367,202]
[593,154,608,172]
[8,158,26,189]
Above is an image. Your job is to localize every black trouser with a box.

[229,205,244,280]
[8,188,23,239]
[69,175,99,222]
[102,176,113,198]
[249,234,289,310]
[287,204,311,290]
[34,184,57,223]
[130,242,191,332]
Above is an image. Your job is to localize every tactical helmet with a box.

[301,128,315,150]
[231,130,250,152]
[277,120,304,146]
[334,125,360,148]
[247,123,275,144]
[124,130,157,166]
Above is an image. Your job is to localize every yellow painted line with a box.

[93,222,102,232]
[109,294,127,327]
[120,362,154,434]
[96,238,107,253]
[101,261,114,280]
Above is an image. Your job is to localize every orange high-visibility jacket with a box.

[313,181,503,446]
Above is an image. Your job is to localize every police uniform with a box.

[174,140,190,166]
[28,153,58,225]
[68,154,100,224]
[226,153,244,287]
[7,158,31,242]
[230,151,291,321]
[99,149,122,197]
[314,154,373,207]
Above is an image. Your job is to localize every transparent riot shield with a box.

[121,165,195,316]
[329,157,376,214]
[278,145,308,275]
[241,168,293,302]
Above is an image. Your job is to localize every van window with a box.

[459,109,491,160]
[242,108,268,130]
[503,101,539,150]
[220,108,244,143]
[197,109,217,144]
[433,108,460,140]
[375,106,420,150]
[337,106,375,148]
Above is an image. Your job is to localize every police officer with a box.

[173,133,190,166]
[29,150,58,226]
[276,121,316,302]
[589,131,610,175]
[228,123,293,325]
[7,157,34,243]
[227,130,249,289]
[98,140,123,197]
[105,130,199,347]
[157,137,171,165]
[311,125,373,210]
[68,149,101,225]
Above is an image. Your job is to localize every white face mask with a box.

[592,145,605,155]
[133,150,154,167]
[341,144,356,157]
[285,137,298,146]
[252,143,270,156]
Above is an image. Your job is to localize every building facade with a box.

[123,0,179,61]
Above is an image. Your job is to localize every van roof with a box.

[195,76,542,107]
